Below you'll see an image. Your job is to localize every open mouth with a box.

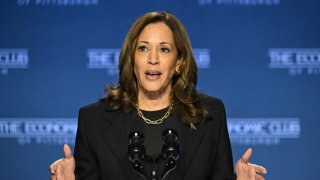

[145,70,162,80]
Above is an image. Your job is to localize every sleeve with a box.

[211,99,236,180]
[74,108,100,179]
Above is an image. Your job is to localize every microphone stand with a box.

[128,129,181,180]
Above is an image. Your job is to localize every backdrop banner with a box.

[1,0,319,179]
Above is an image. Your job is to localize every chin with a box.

[139,81,171,94]
[141,85,166,93]
[143,87,162,93]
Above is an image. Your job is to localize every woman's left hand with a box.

[235,148,267,180]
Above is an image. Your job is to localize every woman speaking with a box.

[50,11,267,180]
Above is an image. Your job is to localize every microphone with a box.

[128,132,148,179]
[128,129,181,180]
[160,129,180,178]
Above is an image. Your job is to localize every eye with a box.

[137,46,148,52]
[160,47,170,53]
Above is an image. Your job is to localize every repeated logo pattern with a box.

[0,49,29,75]
[0,118,300,146]
[269,48,320,76]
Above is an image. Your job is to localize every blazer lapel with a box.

[164,113,208,178]
[100,108,143,177]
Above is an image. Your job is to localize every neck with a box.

[137,88,172,111]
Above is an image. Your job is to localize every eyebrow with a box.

[137,41,172,46]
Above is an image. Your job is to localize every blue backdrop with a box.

[1,0,319,179]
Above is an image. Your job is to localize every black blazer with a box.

[74,96,235,180]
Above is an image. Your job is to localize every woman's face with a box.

[134,22,180,95]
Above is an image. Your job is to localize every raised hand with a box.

[236,148,267,180]
[50,144,76,180]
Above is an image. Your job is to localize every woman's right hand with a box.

[50,144,76,180]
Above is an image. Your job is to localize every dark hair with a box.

[105,11,208,126]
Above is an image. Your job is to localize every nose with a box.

[148,49,159,65]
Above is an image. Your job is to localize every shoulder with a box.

[78,99,119,117]
[79,99,109,112]
[198,94,226,122]
[78,99,127,123]
[199,94,225,111]
[77,100,115,131]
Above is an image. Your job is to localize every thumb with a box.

[241,148,252,163]
[63,144,73,159]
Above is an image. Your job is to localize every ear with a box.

[175,59,181,71]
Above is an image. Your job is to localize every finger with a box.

[63,144,73,159]
[50,168,56,175]
[50,159,63,172]
[50,163,56,174]
[249,163,267,174]
[56,163,64,180]
[50,167,57,177]
[50,174,57,180]
[50,163,57,173]
[241,148,252,163]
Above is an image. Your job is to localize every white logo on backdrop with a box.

[0,49,29,75]
[193,48,211,68]
[0,118,77,145]
[87,48,211,75]
[17,0,98,6]
[269,48,320,76]
[228,118,300,145]
[198,0,280,6]
[87,49,120,76]
[0,117,300,146]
